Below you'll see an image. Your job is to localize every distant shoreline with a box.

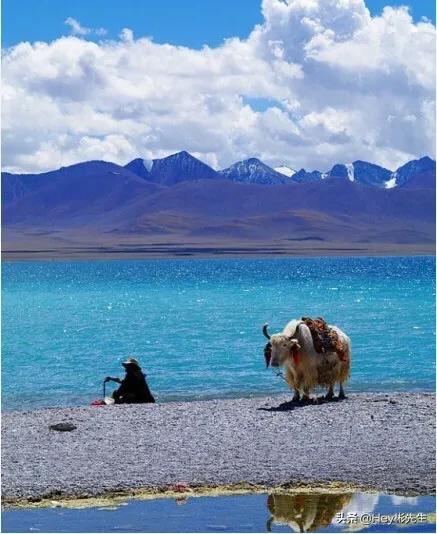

[2,242,435,261]
[2,393,435,507]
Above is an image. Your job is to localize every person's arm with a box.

[104,376,122,384]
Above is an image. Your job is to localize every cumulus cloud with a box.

[2,0,435,173]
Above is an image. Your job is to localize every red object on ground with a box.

[172,483,189,493]
[91,399,105,406]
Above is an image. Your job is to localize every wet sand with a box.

[2,393,435,507]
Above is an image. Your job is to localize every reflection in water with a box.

[266,492,353,532]
[2,491,435,533]
[265,491,435,533]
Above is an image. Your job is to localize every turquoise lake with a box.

[2,256,435,410]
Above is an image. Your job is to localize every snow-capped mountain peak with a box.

[345,163,355,182]
[274,166,296,178]
[142,158,153,172]
[393,156,435,187]
[328,161,391,187]
[218,158,286,185]
[385,172,397,189]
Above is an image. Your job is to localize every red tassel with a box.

[292,346,301,366]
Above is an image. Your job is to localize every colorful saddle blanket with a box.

[301,317,347,361]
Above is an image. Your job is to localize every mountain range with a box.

[121,152,435,189]
[2,152,435,258]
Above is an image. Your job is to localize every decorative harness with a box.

[301,316,347,361]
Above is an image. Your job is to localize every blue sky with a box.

[2,0,435,48]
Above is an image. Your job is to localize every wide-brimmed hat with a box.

[122,357,140,368]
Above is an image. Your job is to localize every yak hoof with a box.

[338,392,346,400]
[292,393,300,403]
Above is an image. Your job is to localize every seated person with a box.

[105,357,155,404]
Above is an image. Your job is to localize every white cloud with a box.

[2,0,435,173]
[65,17,89,36]
[64,17,107,37]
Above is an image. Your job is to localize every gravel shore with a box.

[2,393,435,504]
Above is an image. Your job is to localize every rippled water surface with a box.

[2,492,435,532]
[2,256,435,410]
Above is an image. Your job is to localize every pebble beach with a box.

[2,392,435,507]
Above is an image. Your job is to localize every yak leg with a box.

[302,387,311,402]
[285,367,300,402]
[338,383,346,399]
[325,385,334,400]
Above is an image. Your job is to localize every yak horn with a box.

[262,324,271,339]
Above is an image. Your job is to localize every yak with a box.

[263,319,351,402]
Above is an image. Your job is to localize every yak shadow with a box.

[258,395,347,412]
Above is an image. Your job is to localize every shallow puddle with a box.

[2,491,435,532]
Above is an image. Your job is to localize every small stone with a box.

[49,423,77,432]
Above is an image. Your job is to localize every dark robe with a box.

[113,368,155,404]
